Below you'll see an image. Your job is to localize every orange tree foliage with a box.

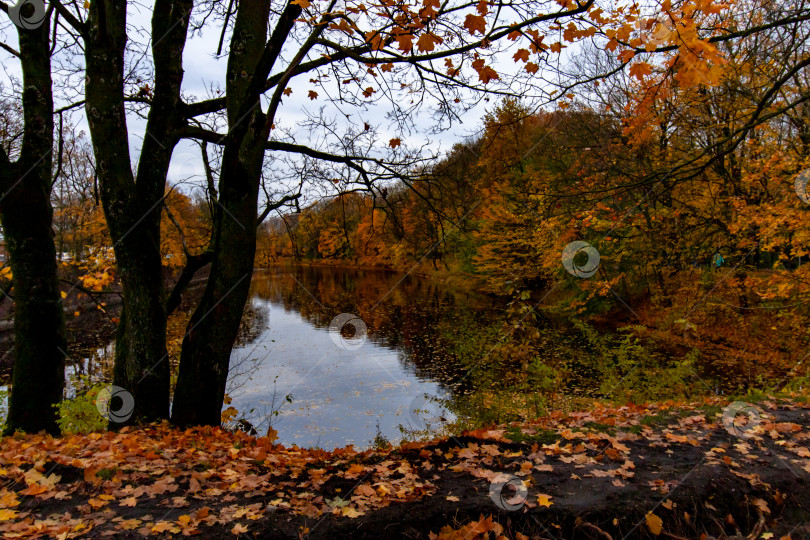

[259,10,810,335]
[160,189,211,268]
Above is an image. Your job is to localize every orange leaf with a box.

[513,48,529,63]
[536,494,553,507]
[471,58,498,84]
[417,33,442,52]
[618,49,635,63]
[396,33,414,52]
[463,14,486,35]
[629,61,653,79]
[646,513,663,535]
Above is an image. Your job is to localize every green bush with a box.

[55,375,109,434]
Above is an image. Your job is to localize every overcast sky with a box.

[1,2,510,206]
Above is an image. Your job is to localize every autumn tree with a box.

[34,0,810,430]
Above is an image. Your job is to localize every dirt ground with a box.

[0,396,808,539]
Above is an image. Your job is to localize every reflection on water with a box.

[227,266,500,449]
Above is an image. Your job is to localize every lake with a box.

[225,266,502,449]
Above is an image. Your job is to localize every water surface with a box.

[226,266,500,449]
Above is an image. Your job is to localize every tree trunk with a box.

[0,16,66,434]
[170,163,260,426]
[83,0,192,424]
[171,1,275,426]
[170,0,310,426]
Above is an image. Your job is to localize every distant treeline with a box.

[258,96,809,310]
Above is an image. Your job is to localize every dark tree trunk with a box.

[172,0,309,426]
[83,0,192,424]
[0,16,66,434]
[170,162,261,426]
[171,1,274,426]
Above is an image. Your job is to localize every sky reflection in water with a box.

[226,266,498,450]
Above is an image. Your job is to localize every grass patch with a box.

[505,427,560,445]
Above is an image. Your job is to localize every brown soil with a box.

[2,398,809,539]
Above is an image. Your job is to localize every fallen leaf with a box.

[646,513,663,536]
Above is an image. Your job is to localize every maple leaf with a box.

[471,58,498,84]
[469,515,503,535]
[0,509,18,521]
[355,484,376,497]
[0,490,19,509]
[629,62,653,80]
[563,23,578,42]
[525,62,539,75]
[513,49,529,63]
[88,497,110,509]
[152,521,181,534]
[119,496,138,507]
[417,33,442,52]
[327,496,349,508]
[282,88,292,96]
[291,0,311,8]
[463,14,486,35]
[196,507,211,519]
[119,519,141,531]
[665,433,688,443]
[396,33,414,52]
[645,512,663,535]
[308,90,318,100]
[536,494,553,507]
[618,49,635,63]
[342,506,364,518]
[389,138,402,149]
[231,523,249,534]
[365,31,385,51]
[752,498,771,514]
